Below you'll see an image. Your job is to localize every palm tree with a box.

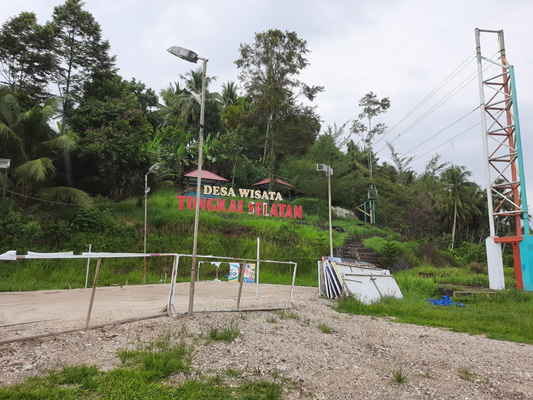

[221,81,239,107]
[159,82,186,127]
[439,165,482,248]
[159,69,220,127]
[0,94,92,204]
[221,96,251,131]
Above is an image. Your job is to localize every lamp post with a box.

[0,158,10,198]
[316,164,333,257]
[167,45,207,314]
[143,162,163,285]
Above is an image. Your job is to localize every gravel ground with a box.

[1,285,532,399]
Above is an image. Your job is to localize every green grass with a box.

[207,321,240,343]
[336,267,533,344]
[457,367,476,382]
[390,366,409,384]
[317,323,332,333]
[3,189,393,292]
[275,310,300,320]
[414,264,517,288]
[0,334,284,400]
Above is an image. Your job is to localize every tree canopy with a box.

[0,8,502,248]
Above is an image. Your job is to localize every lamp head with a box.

[149,162,163,173]
[167,46,198,64]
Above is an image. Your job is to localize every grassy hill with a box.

[0,189,397,291]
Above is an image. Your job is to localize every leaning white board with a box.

[342,274,403,305]
[335,263,390,277]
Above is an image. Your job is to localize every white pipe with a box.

[256,237,260,298]
[84,244,92,289]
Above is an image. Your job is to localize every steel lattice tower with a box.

[475,28,531,290]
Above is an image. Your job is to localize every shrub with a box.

[378,240,400,270]
[456,242,487,264]
[469,262,488,274]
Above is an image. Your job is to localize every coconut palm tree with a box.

[221,81,239,107]
[439,165,482,248]
[221,96,251,131]
[0,94,92,204]
[159,69,220,127]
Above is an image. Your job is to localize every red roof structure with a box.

[182,169,228,182]
[252,178,294,192]
[178,169,228,194]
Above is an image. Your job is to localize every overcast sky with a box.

[2,0,533,210]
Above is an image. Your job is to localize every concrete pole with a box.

[256,237,260,299]
[188,57,207,314]
[143,172,148,285]
[328,168,333,257]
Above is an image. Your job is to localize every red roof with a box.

[182,169,228,182]
[252,178,294,188]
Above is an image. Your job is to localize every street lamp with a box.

[316,164,334,257]
[0,158,10,198]
[167,45,208,314]
[143,162,163,285]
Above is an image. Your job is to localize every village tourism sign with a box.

[176,185,303,219]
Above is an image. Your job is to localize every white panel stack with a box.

[318,256,403,305]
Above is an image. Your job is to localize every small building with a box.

[252,178,295,200]
[178,169,228,195]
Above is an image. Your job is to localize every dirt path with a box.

[0,281,299,327]
[1,283,532,399]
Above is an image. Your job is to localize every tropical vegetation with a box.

[0,1,521,269]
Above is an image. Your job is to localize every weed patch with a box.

[458,367,475,382]
[390,366,409,384]
[207,321,240,343]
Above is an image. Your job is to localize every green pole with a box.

[510,66,530,235]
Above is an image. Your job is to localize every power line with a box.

[240,157,328,184]
[374,52,476,147]
[3,189,143,207]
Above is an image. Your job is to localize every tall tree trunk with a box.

[262,114,271,164]
[268,146,276,193]
[231,156,238,188]
[451,199,457,249]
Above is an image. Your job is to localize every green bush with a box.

[456,242,487,264]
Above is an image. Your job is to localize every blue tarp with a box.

[427,295,465,307]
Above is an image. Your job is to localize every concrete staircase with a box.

[334,239,380,266]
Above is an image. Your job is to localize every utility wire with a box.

[2,189,144,207]
[374,52,476,147]
[240,157,328,184]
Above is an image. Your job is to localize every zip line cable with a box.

[375,54,498,155]
[401,107,479,156]
[374,52,499,155]
[375,70,479,153]
[409,121,482,163]
[373,52,476,147]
